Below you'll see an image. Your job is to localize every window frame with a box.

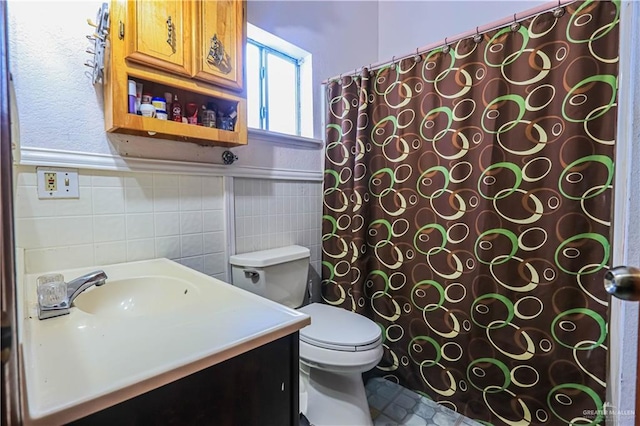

[247,37,302,136]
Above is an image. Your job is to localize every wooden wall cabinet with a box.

[125,0,193,77]
[105,0,247,146]
[193,0,244,91]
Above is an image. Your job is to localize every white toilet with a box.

[230,245,383,426]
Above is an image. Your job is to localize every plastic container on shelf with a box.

[151,97,166,112]
[202,106,216,128]
[140,103,156,118]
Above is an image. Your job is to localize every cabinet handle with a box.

[166,16,175,53]
[207,34,226,67]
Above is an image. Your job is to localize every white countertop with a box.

[19,259,310,425]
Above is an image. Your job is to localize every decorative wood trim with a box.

[18,147,323,182]
[109,105,247,146]
[126,52,193,78]
[192,0,245,92]
[125,0,193,77]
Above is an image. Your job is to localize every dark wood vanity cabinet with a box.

[69,333,299,426]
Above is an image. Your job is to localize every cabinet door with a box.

[126,0,192,77]
[68,334,298,425]
[193,0,245,91]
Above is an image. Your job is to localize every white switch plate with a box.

[36,167,80,199]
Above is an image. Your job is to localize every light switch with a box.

[37,167,80,199]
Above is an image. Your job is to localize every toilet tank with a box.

[229,245,310,308]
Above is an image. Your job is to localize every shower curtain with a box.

[322,1,619,424]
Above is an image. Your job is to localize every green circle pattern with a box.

[321,2,617,424]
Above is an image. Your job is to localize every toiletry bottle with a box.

[202,105,216,128]
[127,80,136,114]
[135,83,143,114]
[185,102,198,124]
[171,95,182,122]
[164,91,173,119]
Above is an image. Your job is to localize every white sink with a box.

[73,276,200,317]
[19,258,310,425]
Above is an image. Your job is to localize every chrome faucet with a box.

[38,270,108,320]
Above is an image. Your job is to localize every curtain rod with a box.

[322,0,577,84]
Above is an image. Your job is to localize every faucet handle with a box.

[37,274,67,307]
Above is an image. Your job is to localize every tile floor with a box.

[366,378,482,426]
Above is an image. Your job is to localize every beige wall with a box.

[377,0,544,60]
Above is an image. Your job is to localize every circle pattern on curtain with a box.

[322,1,619,424]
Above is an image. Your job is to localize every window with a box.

[247,40,300,135]
[246,24,313,138]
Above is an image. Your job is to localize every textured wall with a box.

[8,1,105,154]
[377,1,544,60]
[6,1,327,171]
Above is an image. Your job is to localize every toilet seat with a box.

[297,303,382,352]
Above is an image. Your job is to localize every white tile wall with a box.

[234,179,322,295]
[14,166,227,281]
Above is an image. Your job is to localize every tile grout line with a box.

[369,379,411,424]
[368,378,481,426]
[378,385,405,423]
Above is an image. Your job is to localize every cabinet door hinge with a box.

[119,20,125,40]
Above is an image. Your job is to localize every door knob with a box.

[604,266,640,301]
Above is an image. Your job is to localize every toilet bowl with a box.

[229,246,383,426]
[298,303,383,425]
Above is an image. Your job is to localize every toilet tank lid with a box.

[229,245,310,268]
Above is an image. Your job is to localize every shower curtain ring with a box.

[553,2,565,18]
[414,47,421,63]
[442,38,450,54]
[473,27,482,43]
[391,56,396,70]
[510,14,520,32]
